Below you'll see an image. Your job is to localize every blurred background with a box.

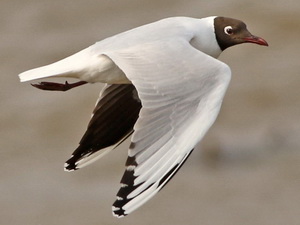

[1,0,300,224]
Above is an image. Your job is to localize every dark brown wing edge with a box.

[112,149,194,217]
[65,84,141,171]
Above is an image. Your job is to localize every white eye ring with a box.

[224,26,233,35]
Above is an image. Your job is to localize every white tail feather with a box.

[19,64,74,82]
[18,49,92,82]
[19,47,129,84]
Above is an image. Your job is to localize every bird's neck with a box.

[190,17,223,58]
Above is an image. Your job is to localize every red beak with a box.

[243,35,269,46]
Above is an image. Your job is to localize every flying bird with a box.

[19,16,268,217]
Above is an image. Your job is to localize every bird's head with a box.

[214,16,268,50]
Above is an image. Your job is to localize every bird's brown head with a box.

[214,16,268,51]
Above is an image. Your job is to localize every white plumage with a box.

[19,16,268,217]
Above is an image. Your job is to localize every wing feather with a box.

[64,84,141,171]
[104,39,231,217]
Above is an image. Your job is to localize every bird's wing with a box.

[65,84,141,171]
[104,39,231,217]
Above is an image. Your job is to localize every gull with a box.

[19,16,268,217]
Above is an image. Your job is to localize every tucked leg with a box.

[31,81,87,91]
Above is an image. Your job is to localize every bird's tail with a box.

[19,49,91,82]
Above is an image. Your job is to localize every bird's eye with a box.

[224,26,233,35]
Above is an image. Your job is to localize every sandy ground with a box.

[1,0,300,225]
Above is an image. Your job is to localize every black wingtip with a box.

[112,205,127,218]
[111,156,138,217]
[112,188,133,218]
[64,157,79,172]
